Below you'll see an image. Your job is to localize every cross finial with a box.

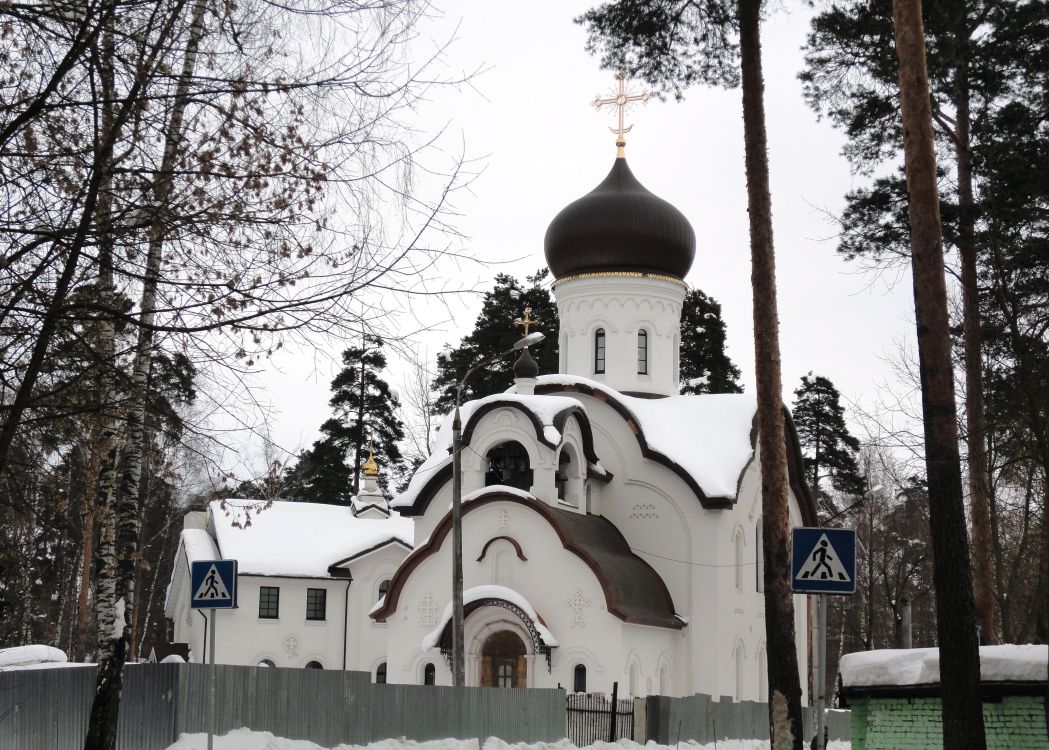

[514,307,538,337]
[593,71,651,156]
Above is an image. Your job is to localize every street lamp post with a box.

[450,331,544,686]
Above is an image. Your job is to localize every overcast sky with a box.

[229,1,918,476]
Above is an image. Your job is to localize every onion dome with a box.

[362,446,379,477]
[513,347,539,379]
[544,157,696,280]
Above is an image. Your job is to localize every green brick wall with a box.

[850,695,1048,750]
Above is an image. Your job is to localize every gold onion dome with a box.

[363,448,379,477]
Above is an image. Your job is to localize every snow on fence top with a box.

[840,644,1048,688]
[210,500,413,578]
[0,644,68,669]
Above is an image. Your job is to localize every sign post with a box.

[191,559,237,750]
[792,528,856,750]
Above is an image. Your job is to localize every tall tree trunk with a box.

[952,10,996,645]
[738,1,804,747]
[891,1,986,747]
[84,3,207,747]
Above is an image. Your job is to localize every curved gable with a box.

[372,491,682,629]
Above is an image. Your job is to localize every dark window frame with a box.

[423,662,436,685]
[573,663,587,693]
[376,662,387,684]
[594,329,606,374]
[306,587,326,621]
[258,586,279,619]
[637,329,648,374]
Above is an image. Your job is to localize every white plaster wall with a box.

[341,546,406,677]
[382,498,651,691]
[554,275,685,397]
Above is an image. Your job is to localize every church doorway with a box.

[480,630,527,688]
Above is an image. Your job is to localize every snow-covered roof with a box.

[421,585,558,650]
[180,528,220,564]
[392,393,588,510]
[0,645,68,669]
[537,374,756,500]
[210,500,413,578]
[840,645,1048,688]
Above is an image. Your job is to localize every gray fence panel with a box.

[0,666,95,750]
[118,663,179,750]
[647,694,849,745]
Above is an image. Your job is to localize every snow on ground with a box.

[840,644,1048,688]
[166,733,850,750]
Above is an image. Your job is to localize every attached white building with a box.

[167,149,817,701]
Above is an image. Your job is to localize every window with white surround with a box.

[305,660,323,669]
[423,662,436,685]
[594,329,606,374]
[637,329,648,374]
[376,662,387,683]
[306,588,326,620]
[734,642,745,701]
[573,664,587,692]
[259,586,279,619]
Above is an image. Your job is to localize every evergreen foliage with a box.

[432,270,559,413]
[791,373,864,496]
[679,288,742,395]
[285,338,405,504]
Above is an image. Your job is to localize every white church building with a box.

[166,143,818,702]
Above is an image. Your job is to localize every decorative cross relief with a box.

[283,635,299,654]
[593,71,651,150]
[497,509,511,531]
[418,591,438,626]
[567,588,591,627]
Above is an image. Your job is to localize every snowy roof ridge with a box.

[840,645,1048,690]
[535,374,757,501]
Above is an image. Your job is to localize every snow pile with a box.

[0,644,68,669]
[165,733,850,750]
[392,394,587,510]
[421,585,558,650]
[211,500,413,578]
[161,654,187,664]
[537,375,756,500]
[840,644,1048,688]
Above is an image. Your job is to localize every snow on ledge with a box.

[840,644,1048,688]
[421,585,558,651]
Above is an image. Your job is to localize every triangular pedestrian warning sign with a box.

[193,563,231,602]
[796,533,851,583]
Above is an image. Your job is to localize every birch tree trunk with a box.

[85,2,208,747]
[738,1,804,747]
[891,0,986,746]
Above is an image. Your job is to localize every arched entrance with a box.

[480,630,527,688]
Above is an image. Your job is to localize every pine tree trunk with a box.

[952,14,996,646]
[84,4,208,747]
[738,1,804,747]
[891,1,986,747]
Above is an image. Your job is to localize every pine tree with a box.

[791,373,864,497]
[579,2,805,745]
[432,270,559,413]
[285,338,405,504]
[679,288,743,395]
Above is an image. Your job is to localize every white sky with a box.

[229,1,918,475]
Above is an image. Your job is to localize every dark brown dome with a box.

[544,157,696,280]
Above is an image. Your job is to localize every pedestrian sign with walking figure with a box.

[190,559,238,609]
[791,528,856,595]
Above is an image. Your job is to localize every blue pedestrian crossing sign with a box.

[190,559,238,609]
[791,528,856,595]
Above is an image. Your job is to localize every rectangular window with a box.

[637,330,648,374]
[594,329,606,374]
[306,588,326,621]
[259,586,279,619]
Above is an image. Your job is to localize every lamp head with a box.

[514,332,545,350]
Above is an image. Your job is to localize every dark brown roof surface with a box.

[372,491,682,630]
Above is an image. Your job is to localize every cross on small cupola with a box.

[513,307,538,337]
[593,71,651,156]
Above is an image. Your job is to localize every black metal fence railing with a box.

[566,682,634,745]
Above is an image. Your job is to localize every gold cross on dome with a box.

[514,307,537,336]
[593,71,651,153]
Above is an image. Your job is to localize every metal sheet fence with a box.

[0,664,566,750]
[643,694,850,745]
